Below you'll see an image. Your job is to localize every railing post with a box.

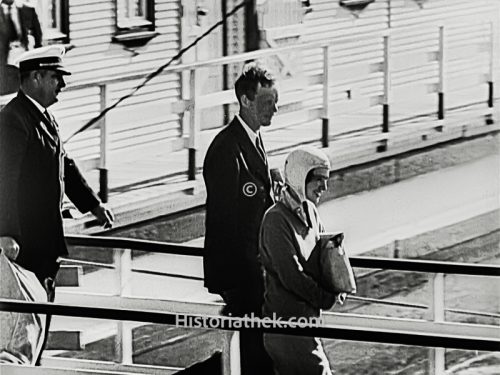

[428,347,446,375]
[188,69,199,181]
[321,45,330,148]
[488,21,495,109]
[431,272,445,322]
[382,35,391,133]
[429,272,445,375]
[438,25,445,120]
[116,322,133,365]
[114,248,133,365]
[98,84,109,203]
[222,331,241,375]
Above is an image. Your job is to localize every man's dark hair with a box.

[234,63,275,104]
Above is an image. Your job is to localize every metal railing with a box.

[1,233,499,374]
[1,299,498,375]
[1,234,499,374]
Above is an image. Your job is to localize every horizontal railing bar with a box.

[349,296,500,319]
[349,295,427,309]
[351,257,500,276]
[64,33,389,91]
[0,299,498,352]
[58,257,115,270]
[41,357,183,374]
[65,235,200,256]
[447,308,500,319]
[131,268,204,281]
[66,235,500,277]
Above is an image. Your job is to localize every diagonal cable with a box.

[64,0,249,143]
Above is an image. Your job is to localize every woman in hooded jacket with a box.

[259,146,339,375]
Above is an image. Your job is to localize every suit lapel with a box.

[17,92,60,148]
[231,118,271,184]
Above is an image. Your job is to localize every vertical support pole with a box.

[114,249,133,364]
[322,45,330,148]
[221,0,230,124]
[438,26,445,120]
[188,69,198,180]
[222,331,241,375]
[116,322,133,365]
[382,35,391,133]
[488,21,495,109]
[98,84,108,203]
[428,347,446,375]
[429,272,446,375]
[393,239,400,258]
[431,273,445,322]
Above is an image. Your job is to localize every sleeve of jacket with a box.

[63,155,100,214]
[30,8,43,48]
[0,115,27,240]
[203,141,243,285]
[260,209,336,309]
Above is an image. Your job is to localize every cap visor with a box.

[56,68,71,75]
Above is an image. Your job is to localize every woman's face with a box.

[305,167,329,205]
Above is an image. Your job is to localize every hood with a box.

[284,146,331,202]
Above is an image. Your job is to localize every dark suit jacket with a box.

[0,92,99,281]
[0,4,42,54]
[203,118,274,295]
[0,5,42,94]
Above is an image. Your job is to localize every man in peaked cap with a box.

[0,45,114,364]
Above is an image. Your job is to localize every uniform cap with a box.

[17,45,71,75]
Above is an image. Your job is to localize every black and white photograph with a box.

[1,0,499,374]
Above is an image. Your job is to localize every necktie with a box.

[6,5,18,42]
[256,135,266,161]
[43,110,59,139]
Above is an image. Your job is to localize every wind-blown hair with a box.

[234,63,275,104]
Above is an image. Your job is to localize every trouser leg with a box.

[35,277,56,366]
[221,287,274,375]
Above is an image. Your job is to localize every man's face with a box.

[248,83,278,128]
[305,167,329,205]
[37,70,66,107]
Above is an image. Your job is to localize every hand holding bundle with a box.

[305,232,357,295]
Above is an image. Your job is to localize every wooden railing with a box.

[1,23,498,202]
[0,234,499,374]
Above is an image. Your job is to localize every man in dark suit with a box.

[0,0,43,94]
[0,45,113,362]
[203,63,278,374]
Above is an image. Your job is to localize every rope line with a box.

[64,0,249,143]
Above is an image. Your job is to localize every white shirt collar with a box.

[236,113,259,145]
[23,92,47,115]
